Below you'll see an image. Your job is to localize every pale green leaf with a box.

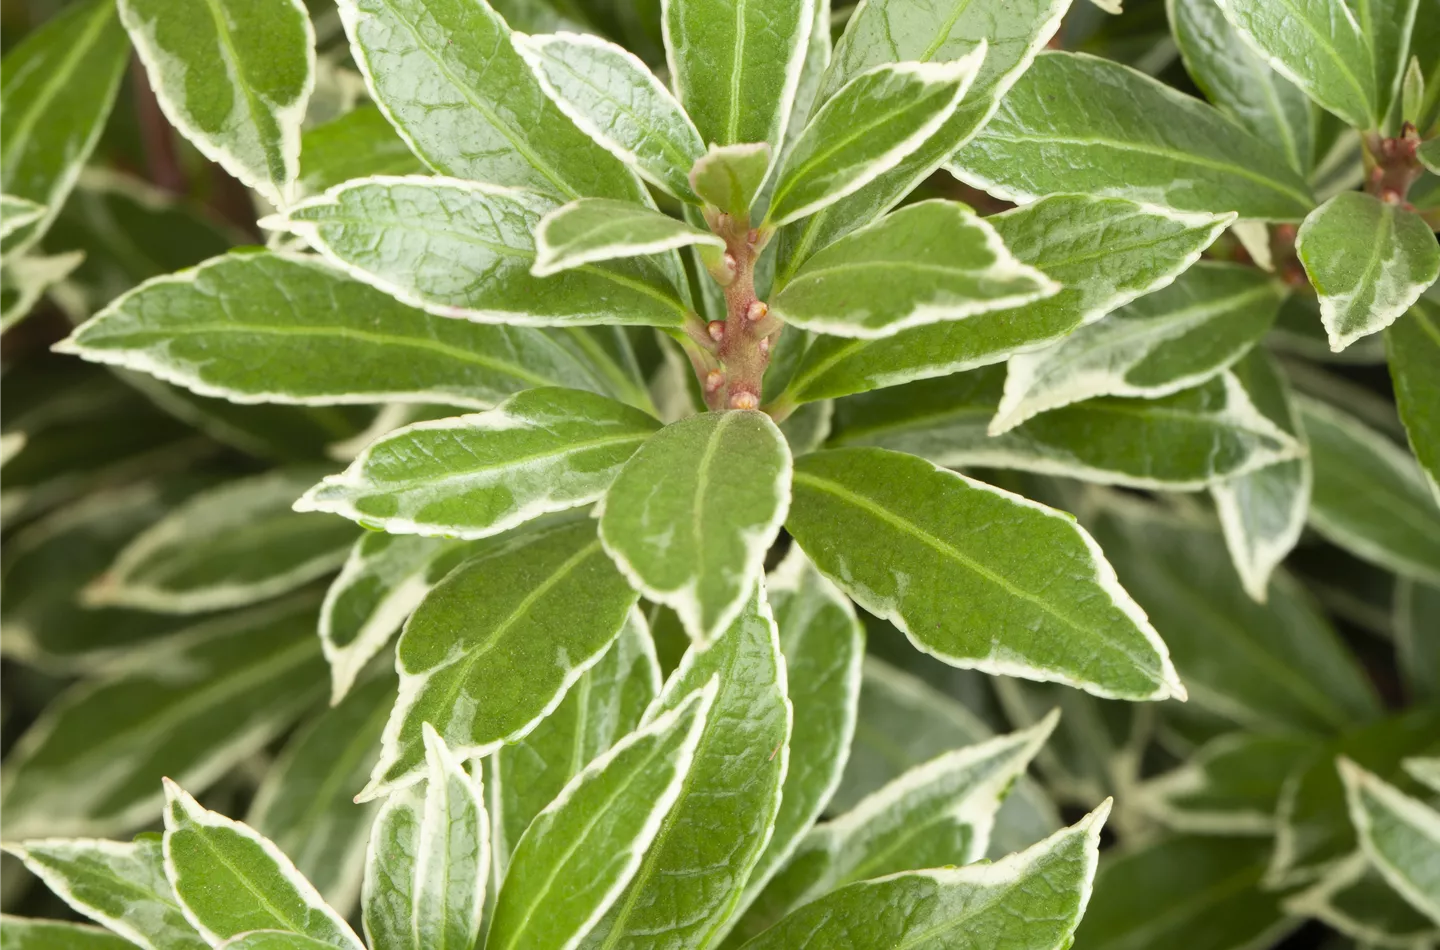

[771,199,1058,339]
[1339,758,1440,925]
[950,52,1315,221]
[1298,395,1440,586]
[0,195,45,242]
[756,712,1060,930]
[1,250,86,332]
[689,143,771,220]
[247,675,396,914]
[0,0,129,258]
[1210,349,1312,603]
[365,518,638,795]
[1269,708,1440,886]
[741,802,1108,950]
[726,547,865,927]
[1213,0,1377,129]
[1297,191,1440,351]
[1074,836,1295,950]
[779,197,1234,405]
[580,587,791,950]
[1407,756,1440,793]
[766,56,982,228]
[118,0,314,206]
[1167,0,1315,173]
[1283,850,1440,947]
[0,598,326,840]
[1396,578,1440,702]
[787,446,1184,701]
[1421,137,1440,176]
[268,177,688,327]
[1135,733,1322,835]
[297,105,426,197]
[772,0,1071,285]
[492,610,661,871]
[993,262,1284,433]
[0,917,138,950]
[513,31,704,202]
[163,780,362,949]
[663,0,814,151]
[780,0,830,158]
[776,399,832,457]
[1089,506,1381,732]
[2,838,206,950]
[1360,0,1421,119]
[1387,297,1440,503]
[488,683,714,950]
[299,388,659,539]
[361,725,489,950]
[56,251,615,408]
[83,469,355,614]
[599,410,791,642]
[216,934,339,950]
[832,368,1303,490]
[533,199,724,277]
[337,0,644,202]
[319,534,475,703]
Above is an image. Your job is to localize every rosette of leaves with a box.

[2,0,1439,944]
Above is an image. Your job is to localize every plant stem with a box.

[701,214,781,411]
[1362,123,1425,206]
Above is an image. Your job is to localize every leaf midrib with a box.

[199,0,285,190]
[354,431,651,494]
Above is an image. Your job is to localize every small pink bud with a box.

[705,369,725,392]
[730,391,759,410]
[758,336,771,358]
[746,301,768,322]
[707,320,725,342]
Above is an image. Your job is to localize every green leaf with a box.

[1420,137,1440,176]
[581,588,791,950]
[771,200,1058,339]
[1,250,86,332]
[1396,578,1440,702]
[765,56,983,229]
[533,198,724,277]
[361,725,489,950]
[337,0,643,202]
[741,802,1108,950]
[365,518,638,795]
[950,52,1315,221]
[1269,707,1440,886]
[1210,349,1312,603]
[1135,732,1322,835]
[727,547,865,927]
[83,469,355,614]
[268,177,688,327]
[663,0,813,151]
[992,262,1284,433]
[779,197,1234,405]
[1089,506,1381,732]
[689,143,771,220]
[1283,851,1440,946]
[1167,0,1315,174]
[513,31,705,202]
[1339,758,1440,924]
[492,610,661,871]
[118,0,314,206]
[216,934,340,950]
[1073,836,1294,950]
[758,712,1060,930]
[787,446,1184,701]
[299,388,659,540]
[163,780,362,949]
[320,534,475,702]
[772,0,1071,284]
[1297,192,1440,351]
[1298,395,1440,585]
[1213,0,1377,129]
[57,251,615,408]
[297,105,426,197]
[1,598,326,840]
[832,368,1302,490]
[599,410,791,642]
[1407,756,1440,793]
[247,675,396,914]
[1387,298,1440,504]
[2,837,206,950]
[0,917,139,950]
[0,0,129,257]
[488,683,714,950]
[0,194,45,242]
